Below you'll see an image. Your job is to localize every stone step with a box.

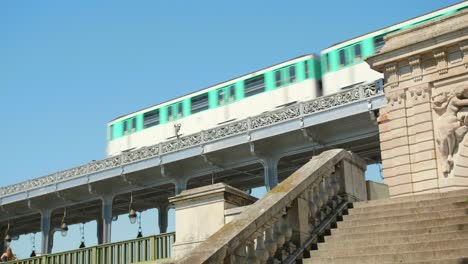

[343,201,468,221]
[331,215,468,235]
[319,230,468,250]
[305,248,468,264]
[311,238,468,258]
[392,259,468,264]
[352,189,468,209]
[349,196,468,215]
[325,223,468,242]
[338,207,468,228]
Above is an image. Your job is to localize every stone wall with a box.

[367,10,468,197]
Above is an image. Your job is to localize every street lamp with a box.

[61,208,68,237]
[128,192,137,224]
[79,223,86,249]
[136,213,143,238]
[4,222,11,247]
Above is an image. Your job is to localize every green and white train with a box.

[107,2,467,157]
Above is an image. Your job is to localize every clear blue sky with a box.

[1,0,460,258]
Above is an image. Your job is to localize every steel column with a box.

[158,204,169,234]
[40,208,53,254]
[262,157,279,191]
[100,195,114,244]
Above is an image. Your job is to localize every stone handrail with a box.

[177,149,366,263]
[0,80,381,199]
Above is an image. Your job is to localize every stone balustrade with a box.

[174,149,367,263]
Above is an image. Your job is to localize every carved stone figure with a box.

[432,86,468,175]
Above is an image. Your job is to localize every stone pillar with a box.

[367,10,468,196]
[262,157,279,191]
[100,195,113,244]
[40,208,53,254]
[158,204,169,234]
[169,183,257,259]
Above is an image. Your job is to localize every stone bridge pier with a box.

[367,9,468,197]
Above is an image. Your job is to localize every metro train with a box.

[106,2,467,157]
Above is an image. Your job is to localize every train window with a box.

[374,36,385,53]
[123,118,135,134]
[339,49,346,66]
[177,103,183,117]
[218,89,225,105]
[244,75,265,97]
[168,106,173,121]
[143,110,160,128]
[275,70,282,87]
[354,44,361,59]
[191,93,209,114]
[109,125,114,140]
[123,121,128,134]
[325,54,330,72]
[131,118,136,131]
[305,61,309,79]
[229,85,235,101]
[289,66,296,83]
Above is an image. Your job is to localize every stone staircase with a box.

[305,189,468,264]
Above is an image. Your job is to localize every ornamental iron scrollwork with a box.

[204,120,249,141]
[302,87,360,114]
[0,80,383,198]
[251,105,301,129]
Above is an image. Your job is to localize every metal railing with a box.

[7,233,174,264]
[0,80,383,199]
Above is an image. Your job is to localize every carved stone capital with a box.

[408,55,423,82]
[408,85,431,101]
[384,63,399,88]
[433,49,448,75]
[385,90,406,106]
[460,41,468,68]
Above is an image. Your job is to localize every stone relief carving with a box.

[432,86,468,175]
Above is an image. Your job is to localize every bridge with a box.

[0,81,384,262]
[2,8,468,263]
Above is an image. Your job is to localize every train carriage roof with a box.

[109,54,319,123]
[321,1,467,54]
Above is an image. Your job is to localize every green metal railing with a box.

[8,233,175,264]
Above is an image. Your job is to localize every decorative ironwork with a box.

[251,105,301,129]
[0,80,383,198]
[302,87,360,114]
[204,120,249,141]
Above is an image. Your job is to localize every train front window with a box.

[354,44,361,59]
[305,61,309,79]
[275,71,282,87]
[191,93,209,114]
[244,75,265,98]
[144,110,160,128]
[339,49,346,66]
[289,66,296,83]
